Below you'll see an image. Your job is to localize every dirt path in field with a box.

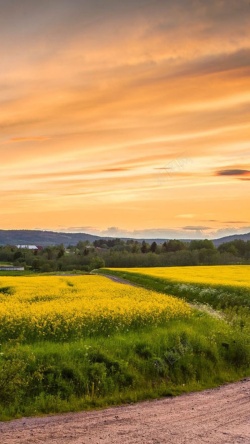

[98,274,141,287]
[1,378,249,444]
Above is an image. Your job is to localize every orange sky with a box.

[1,0,250,238]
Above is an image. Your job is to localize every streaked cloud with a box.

[216,169,250,176]
[58,225,250,240]
[9,136,51,143]
[182,226,211,231]
[224,221,248,224]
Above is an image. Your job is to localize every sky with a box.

[1,0,250,239]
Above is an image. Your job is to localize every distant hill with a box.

[213,232,250,246]
[0,230,101,247]
[129,234,250,246]
[0,229,249,247]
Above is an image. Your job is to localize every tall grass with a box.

[0,313,249,420]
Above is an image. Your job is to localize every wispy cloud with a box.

[224,220,248,224]
[59,225,250,240]
[9,136,50,143]
[182,226,211,231]
[216,169,250,176]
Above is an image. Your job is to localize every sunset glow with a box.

[1,0,250,238]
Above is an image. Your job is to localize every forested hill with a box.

[213,232,250,246]
[0,229,249,247]
[0,230,101,246]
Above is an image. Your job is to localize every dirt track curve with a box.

[1,378,249,444]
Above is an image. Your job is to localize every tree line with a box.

[0,238,249,272]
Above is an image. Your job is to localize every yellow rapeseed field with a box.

[111,265,250,288]
[0,275,190,342]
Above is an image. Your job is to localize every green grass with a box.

[0,270,33,276]
[0,312,249,420]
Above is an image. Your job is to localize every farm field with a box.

[108,265,250,288]
[0,275,190,342]
[100,266,250,330]
[0,273,249,420]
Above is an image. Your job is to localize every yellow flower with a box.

[111,265,250,288]
[0,275,190,342]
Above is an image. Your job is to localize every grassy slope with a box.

[1,313,249,420]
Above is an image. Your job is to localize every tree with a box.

[57,244,65,259]
[141,241,148,254]
[150,241,157,253]
[89,256,105,271]
[189,239,215,251]
[162,240,186,252]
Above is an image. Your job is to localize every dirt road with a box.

[1,378,249,444]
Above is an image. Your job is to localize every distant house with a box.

[16,245,39,250]
[0,266,25,271]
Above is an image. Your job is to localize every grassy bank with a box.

[1,312,249,420]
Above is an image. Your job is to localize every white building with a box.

[16,245,38,250]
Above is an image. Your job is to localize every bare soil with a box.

[1,378,249,444]
[97,274,141,287]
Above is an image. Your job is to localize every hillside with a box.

[0,230,100,247]
[213,232,250,246]
[0,229,249,247]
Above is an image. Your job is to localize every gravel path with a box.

[96,273,141,287]
[1,378,250,444]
